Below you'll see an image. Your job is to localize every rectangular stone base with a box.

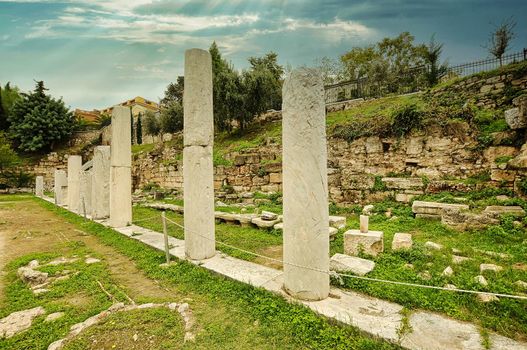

[343,230,384,257]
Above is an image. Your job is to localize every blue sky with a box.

[1,0,526,110]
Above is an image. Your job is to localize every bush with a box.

[391,103,423,137]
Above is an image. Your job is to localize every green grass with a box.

[19,196,396,350]
[131,143,156,154]
[133,206,282,262]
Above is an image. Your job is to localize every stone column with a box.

[35,176,44,197]
[109,106,132,227]
[80,170,92,217]
[183,48,215,260]
[282,68,329,301]
[54,170,67,205]
[67,155,82,213]
[92,146,111,219]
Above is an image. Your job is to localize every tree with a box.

[314,56,346,85]
[95,113,111,129]
[160,102,183,134]
[210,41,239,131]
[136,114,143,144]
[0,132,19,171]
[0,83,21,131]
[0,86,5,131]
[487,17,516,66]
[143,110,161,137]
[8,81,75,152]
[161,76,184,106]
[130,114,135,145]
[423,35,448,87]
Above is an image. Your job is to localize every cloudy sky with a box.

[1,0,526,110]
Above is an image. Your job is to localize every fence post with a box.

[82,198,87,219]
[162,211,170,264]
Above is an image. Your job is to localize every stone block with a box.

[183,49,213,147]
[490,169,516,181]
[483,205,526,217]
[329,215,346,229]
[505,107,527,129]
[184,145,215,260]
[269,172,282,183]
[344,230,384,257]
[381,177,424,190]
[412,201,469,216]
[67,155,82,213]
[330,253,375,276]
[282,68,329,300]
[392,233,412,251]
[110,106,132,167]
[35,176,44,197]
[365,136,383,153]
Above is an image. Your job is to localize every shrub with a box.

[391,103,423,137]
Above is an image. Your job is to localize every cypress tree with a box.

[136,114,143,144]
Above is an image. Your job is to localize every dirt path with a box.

[0,199,176,303]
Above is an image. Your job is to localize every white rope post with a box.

[162,211,170,264]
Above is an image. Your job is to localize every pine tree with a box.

[8,81,75,152]
[136,114,143,145]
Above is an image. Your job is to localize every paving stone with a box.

[474,275,488,287]
[514,280,527,290]
[45,312,65,322]
[329,254,375,276]
[424,241,443,250]
[452,255,471,264]
[480,264,503,273]
[400,311,483,350]
[442,266,454,277]
[0,307,45,338]
[477,293,499,303]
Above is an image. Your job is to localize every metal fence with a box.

[325,48,527,104]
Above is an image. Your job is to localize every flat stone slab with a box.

[483,206,526,217]
[330,253,375,276]
[143,202,184,214]
[302,288,403,343]
[381,177,424,190]
[251,217,281,228]
[401,311,483,349]
[329,215,346,229]
[412,201,469,216]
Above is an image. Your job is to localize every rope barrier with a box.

[162,216,527,301]
[132,215,161,224]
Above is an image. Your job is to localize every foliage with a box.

[314,56,346,85]
[0,82,22,131]
[486,17,516,66]
[143,110,161,137]
[160,102,183,135]
[209,42,283,132]
[160,76,184,106]
[340,32,427,94]
[136,114,142,145]
[391,103,423,137]
[94,113,111,129]
[423,35,448,87]
[0,132,20,171]
[8,81,75,152]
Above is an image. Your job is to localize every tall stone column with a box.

[35,176,44,197]
[54,170,67,205]
[92,146,111,219]
[80,169,92,217]
[109,106,132,227]
[183,48,215,260]
[282,68,329,301]
[67,155,82,213]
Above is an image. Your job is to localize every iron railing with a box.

[325,48,527,104]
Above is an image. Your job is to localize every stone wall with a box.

[129,124,527,205]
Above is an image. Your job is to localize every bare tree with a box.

[486,17,516,66]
